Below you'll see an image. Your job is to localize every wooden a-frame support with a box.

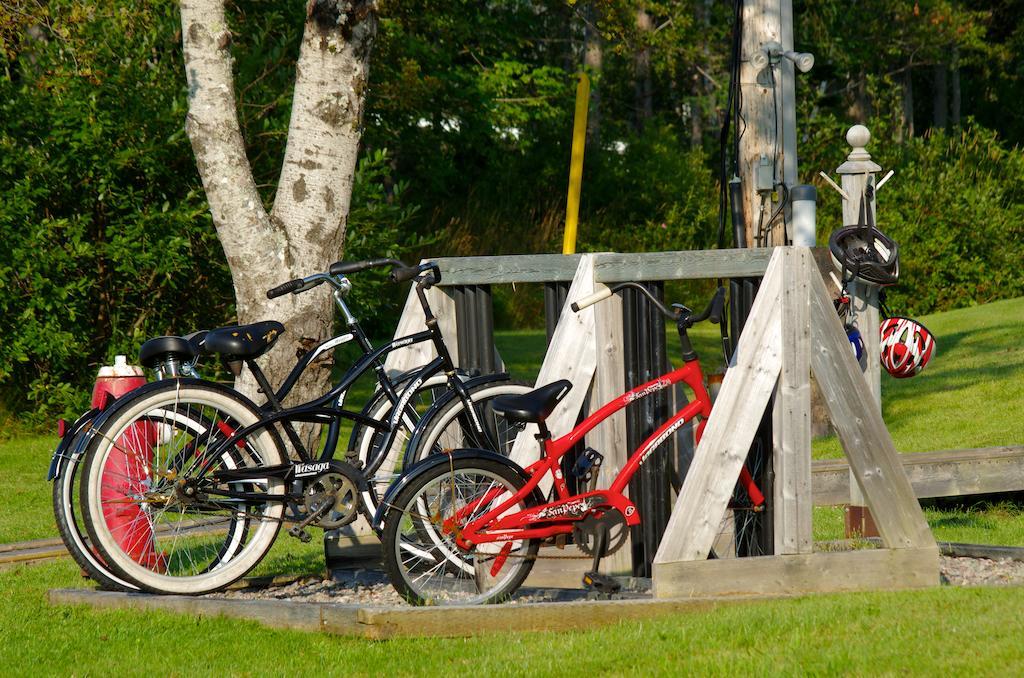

[653,247,938,598]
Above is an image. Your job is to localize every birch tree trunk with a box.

[180,0,377,427]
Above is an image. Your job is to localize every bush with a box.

[808,118,1024,316]
[0,4,422,425]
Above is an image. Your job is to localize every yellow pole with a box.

[563,73,590,255]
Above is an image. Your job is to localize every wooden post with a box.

[835,124,882,537]
[772,248,813,554]
[509,255,599,495]
[590,289,632,574]
[653,248,937,600]
[654,252,785,565]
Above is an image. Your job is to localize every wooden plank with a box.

[589,287,632,575]
[812,446,1024,505]
[653,546,939,599]
[355,595,761,640]
[47,589,331,633]
[808,270,935,550]
[772,248,813,554]
[654,250,784,565]
[509,256,598,492]
[592,248,772,283]
[434,254,582,285]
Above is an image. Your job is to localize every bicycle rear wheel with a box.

[401,381,531,467]
[53,427,141,592]
[80,381,285,594]
[381,456,539,605]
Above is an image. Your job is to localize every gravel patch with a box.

[208,556,1024,605]
[209,567,651,606]
[940,555,1024,587]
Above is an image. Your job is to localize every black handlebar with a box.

[267,259,440,299]
[389,262,441,286]
[694,287,727,325]
[266,279,304,299]
[605,283,726,326]
[389,265,421,283]
[328,258,404,276]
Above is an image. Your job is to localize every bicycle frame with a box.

[453,360,712,549]
[189,273,498,507]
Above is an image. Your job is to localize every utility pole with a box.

[737,0,812,247]
[732,0,814,558]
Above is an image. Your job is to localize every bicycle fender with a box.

[372,448,540,531]
[399,372,512,468]
[55,383,276,477]
[47,408,102,481]
[370,366,480,405]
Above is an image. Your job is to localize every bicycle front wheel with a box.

[381,456,539,605]
[80,381,285,595]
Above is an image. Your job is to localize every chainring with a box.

[573,510,629,557]
[304,471,359,529]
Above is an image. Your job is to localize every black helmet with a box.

[828,185,900,287]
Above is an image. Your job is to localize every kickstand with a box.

[582,522,621,596]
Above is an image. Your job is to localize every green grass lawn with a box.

[812,296,1024,458]
[2,297,1023,671]
[3,558,1024,674]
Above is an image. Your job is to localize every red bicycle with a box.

[377,285,766,605]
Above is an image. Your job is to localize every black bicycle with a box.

[65,259,528,594]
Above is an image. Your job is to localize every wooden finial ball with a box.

[847,125,871,150]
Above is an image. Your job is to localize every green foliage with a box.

[805,118,1024,315]
[583,125,718,253]
[4,0,1024,424]
[0,1,232,423]
[0,2,423,423]
[343,149,429,336]
[874,126,1024,313]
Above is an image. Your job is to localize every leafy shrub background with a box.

[3,1,1024,426]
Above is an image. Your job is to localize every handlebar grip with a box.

[389,265,420,284]
[266,279,303,299]
[709,287,727,325]
[570,287,613,313]
[329,258,403,276]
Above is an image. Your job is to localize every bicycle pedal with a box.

[582,571,621,595]
[288,526,313,543]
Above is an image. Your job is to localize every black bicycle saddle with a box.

[204,321,285,360]
[490,380,572,424]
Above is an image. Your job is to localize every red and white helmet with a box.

[879,317,935,378]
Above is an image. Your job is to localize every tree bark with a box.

[847,70,871,123]
[933,62,948,130]
[583,3,602,149]
[899,66,914,141]
[951,48,961,127]
[180,0,378,424]
[633,6,654,132]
